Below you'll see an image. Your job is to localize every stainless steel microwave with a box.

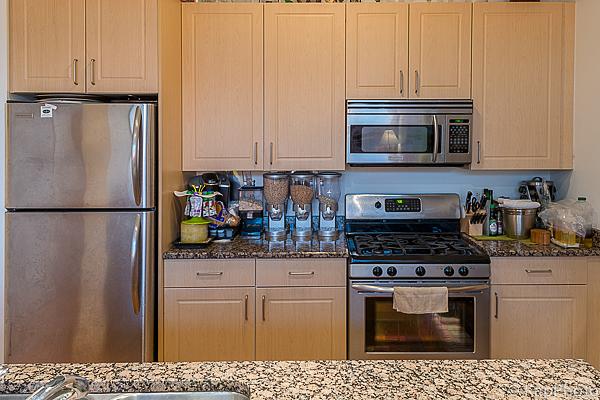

[346,100,473,166]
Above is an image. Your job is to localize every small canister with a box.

[180,217,211,243]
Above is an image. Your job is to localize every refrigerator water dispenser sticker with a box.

[40,104,57,118]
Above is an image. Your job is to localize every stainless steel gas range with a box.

[345,194,491,360]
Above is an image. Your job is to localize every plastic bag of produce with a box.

[538,199,594,248]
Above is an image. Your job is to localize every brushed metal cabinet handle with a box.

[288,271,315,276]
[254,142,258,165]
[525,269,553,274]
[477,141,481,164]
[415,70,420,95]
[90,59,97,86]
[244,295,249,321]
[196,271,224,277]
[432,115,439,163]
[494,292,499,319]
[73,59,79,86]
[399,70,404,96]
[262,295,266,321]
[269,142,274,165]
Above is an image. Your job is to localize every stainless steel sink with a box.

[0,393,249,400]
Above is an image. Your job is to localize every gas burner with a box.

[351,233,480,258]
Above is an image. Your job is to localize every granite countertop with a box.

[163,233,348,260]
[465,230,600,258]
[0,360,599,400]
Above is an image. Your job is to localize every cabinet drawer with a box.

[491,258,587,285]
[164,259,255,287]
[256,259,346,287]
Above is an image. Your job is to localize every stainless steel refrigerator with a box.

[5,100,156,363]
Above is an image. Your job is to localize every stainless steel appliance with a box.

[518,177,557,205]
[346,100,473,166]
[346,194,491,360]
[5,100,157,363]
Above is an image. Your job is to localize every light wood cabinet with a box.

[264,4,345,171]
[182,3,263,171]
[256,287,346,360]
[491,285,587,359]
[346,3,470,100]
[9,0,157,94]
[164,287,255,361]
[86,0,158,93]
[472,3,575,170]
[587,258,600,369]
[346,3,408,99]
[409,3,471,99]
[9,0,86,93]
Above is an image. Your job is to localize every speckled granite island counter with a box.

[465,231,600,257]
[1,360,599,400]
[163,234,348,260]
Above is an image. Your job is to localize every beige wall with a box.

[566,0,600,214]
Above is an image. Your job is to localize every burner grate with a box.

[351,233,479,257]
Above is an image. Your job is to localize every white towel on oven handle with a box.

[393,286,449,314]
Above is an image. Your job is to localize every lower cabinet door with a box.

[491,285,587,359]
[164,287,255,361]
[256,287,346,360]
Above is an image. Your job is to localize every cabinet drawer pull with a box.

[244,294,249,321]
[477,141,481,164]
[494,292,499,319]
[269,142,274,165]
[90,59,97,85]
[525,269,553,274]
[196,271,224,277]
[288,271,315,276]
[261,295,266,321]
[73,59,79,86]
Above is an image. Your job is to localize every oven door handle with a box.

[351,284,490,294]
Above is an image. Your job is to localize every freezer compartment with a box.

[5,211,155,363]
[6,102,156,209]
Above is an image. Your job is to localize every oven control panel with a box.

[384,198,421,213]
[448,119,470,154]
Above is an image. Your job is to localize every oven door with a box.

[346,114,447,165]
[348,280,490,360]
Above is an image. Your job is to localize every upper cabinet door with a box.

[181,3,264,171]
[472,3,575,170]
[9,0,86,93]
[346,4,408,99]
[264,4,345,171]
[86,0,158,94]
[409,3,472,99]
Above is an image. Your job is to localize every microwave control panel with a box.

[448,119,470,154]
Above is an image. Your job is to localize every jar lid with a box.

[182,217,211,225]
[290,171,315,179]
[239,186,264,191]
[316,171,342,179]
[263,172,289,180]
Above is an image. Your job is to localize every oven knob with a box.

[375,201,382,209]
[387,266,397,277]
[372,266,383,277]
[444,266,455,276]
[415,266,426,277]
[459,266,469,276]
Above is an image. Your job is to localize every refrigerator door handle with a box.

[131,214,142,315]
[130,106,143,206]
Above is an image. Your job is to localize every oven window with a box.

[350,125,439,154]
[364,297,475,353]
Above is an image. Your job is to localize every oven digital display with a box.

[385,198,421,212]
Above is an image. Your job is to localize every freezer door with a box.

[6,102,156,209]
[5,211,155,363]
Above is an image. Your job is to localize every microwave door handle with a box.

[432,115,439,163]
[351,284,490,293]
